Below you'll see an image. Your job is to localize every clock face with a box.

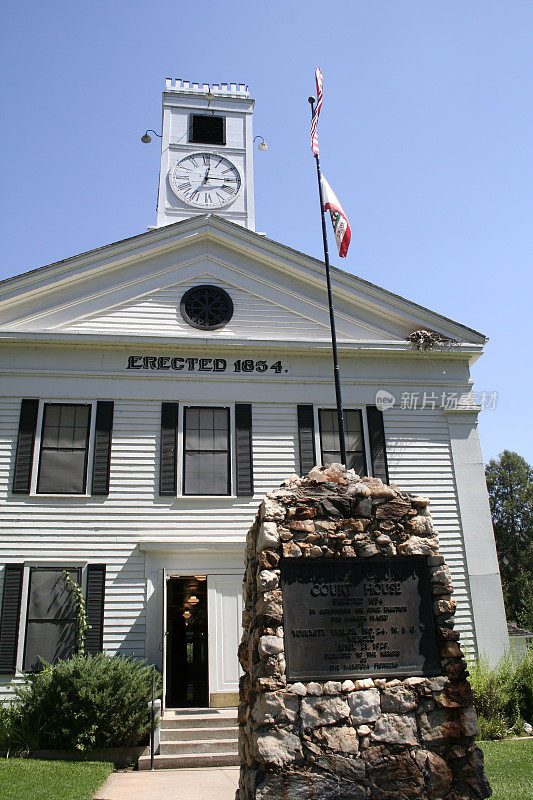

[169,153,241,209]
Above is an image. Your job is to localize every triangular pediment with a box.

[0,215,486,348]
[52,267,390,341]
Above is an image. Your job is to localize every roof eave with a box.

[0,214,488,345]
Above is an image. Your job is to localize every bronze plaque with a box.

[280,557,441,681]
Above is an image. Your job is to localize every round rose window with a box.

[180,285,234,331]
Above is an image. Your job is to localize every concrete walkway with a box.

[94,766,240,800]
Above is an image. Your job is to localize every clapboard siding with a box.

[0,395,480,697]
[0,400,149,699]
[58,278,354,340]
[0,399,300,698]
[384,408,475,653]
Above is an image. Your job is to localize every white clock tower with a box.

[155,79,256,231]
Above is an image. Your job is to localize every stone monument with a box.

[237,465,491,800]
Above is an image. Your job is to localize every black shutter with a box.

[0,564,23,672]
[85,564,106,655]
[235,403,253,496]
[92,401,114,496]
[12,399,39,494]
[297,405,316,475]
[367,405,389,483]
[160,402,179,496]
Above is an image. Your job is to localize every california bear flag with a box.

[321,175,351,258]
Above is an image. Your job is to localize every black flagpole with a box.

[308,95,347,467]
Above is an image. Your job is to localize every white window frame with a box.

[313,405,372,477]
[29,399,98,497]
[176,402,236,498]
[15,561,87,673]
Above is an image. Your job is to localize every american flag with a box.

[310,67,323,155]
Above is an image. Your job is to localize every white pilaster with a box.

[446,410,509,664]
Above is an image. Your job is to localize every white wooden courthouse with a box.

[0,79,508,709]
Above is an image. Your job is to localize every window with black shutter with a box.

[189,114,225,145]
[16,399,114,496]
[183,407,230,495]
[37,404,91,494]
[23,568,80,672]
[318,408,367,475]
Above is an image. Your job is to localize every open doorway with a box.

[165,576,208,708]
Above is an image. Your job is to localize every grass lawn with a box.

[0,758,113,800]
[480,739,533,800]
[0,743,530,800]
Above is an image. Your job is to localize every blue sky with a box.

[1,1,532,465]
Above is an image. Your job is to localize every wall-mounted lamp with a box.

[254,135,268,152]
[141,129,162,144]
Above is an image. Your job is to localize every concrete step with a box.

[160,738,238,755]
[161,711,238,730]
[137,752,240,770]
[160,725,238,742]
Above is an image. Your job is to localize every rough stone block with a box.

[256,769,368,800]
[323,680,342,695]
[260,497,286,522]
[257,521,280,552]
[251,691,298,725]
[397,536,439,555]
[380,686,416,713]
[313,724,359,754]
[253,729,303,766]
[300,695,350,729]
[258,635,283,657]
[370,712,418,745]
[257,569,279,591]
[348,688,381,724]
[375,498,411,520]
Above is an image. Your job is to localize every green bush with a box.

[0,702,43,755]
[477,713,507,741]
[506,648,533,723]
[470,648,533,739]
[7,653,161,752]
[0,704,15,753]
